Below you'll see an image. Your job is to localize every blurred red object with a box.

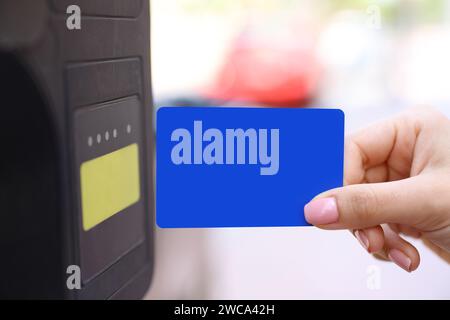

[205,23,320,106]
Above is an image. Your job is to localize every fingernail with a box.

[304,197,339,225]
[355,229,369,252]
[388,249,412,272]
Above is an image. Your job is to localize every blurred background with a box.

[146,0,450,299]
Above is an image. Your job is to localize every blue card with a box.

[156,107,344,228]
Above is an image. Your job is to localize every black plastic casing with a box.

[0,0,154,299]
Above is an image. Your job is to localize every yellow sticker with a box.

[80,143,140,231]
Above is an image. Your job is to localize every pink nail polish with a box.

[304,197,339,225]
[388,249,412,272]
[355,229,369,252]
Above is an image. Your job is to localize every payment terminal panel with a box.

[74,96,146,284]
[0,0,154,299]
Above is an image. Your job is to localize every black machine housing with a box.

[0,0,154,299]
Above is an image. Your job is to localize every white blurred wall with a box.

[148,0,450,300]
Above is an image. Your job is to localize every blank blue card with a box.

[156,107,344,228]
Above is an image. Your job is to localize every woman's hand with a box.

[304,108,450,272]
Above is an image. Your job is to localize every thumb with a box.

[304,176,433,230]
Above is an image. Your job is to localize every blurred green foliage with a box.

[178,0,448,24]
[328,0,447,23]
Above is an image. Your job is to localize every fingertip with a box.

[354,229,370,251]
[405,245,421,272]
[388,248,419,272]
[354,226,384,253]
[365,225,385,253]
[304,197,339,225]
[383,226,421,272]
